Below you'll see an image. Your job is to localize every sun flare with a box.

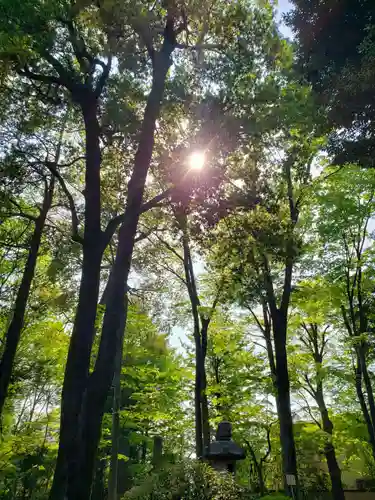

[188,151,205,170]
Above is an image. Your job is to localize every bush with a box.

[123,461,252,500]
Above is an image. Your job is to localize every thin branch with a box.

[57,156,86,168]
[18,66,62,87]
[44,162,83,243]
[157,262,187,286]
[95,55,112,97]
[102,187,172,247]
[261,425,272,463]
[134,226,160,243]
[304,373,317,399]
[151,232,184,263]
[248,306,266,334]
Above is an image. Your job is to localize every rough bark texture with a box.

[108,329,124,500]
[273,312,298,497]
[0,177,55,417]
[64,36,175,500]
[49,97,103,500]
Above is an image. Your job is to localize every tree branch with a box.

[44,162,83,243]
[261,425,272,463]
[18,66,63,87]
[102,187,172,247]
[95,55,112,97]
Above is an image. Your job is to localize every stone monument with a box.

[205,421,246,474]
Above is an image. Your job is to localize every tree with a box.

[288,0,375,167]
[289,282,345,500]
[311,166,375,460]
[0,102,69,417]
[209,136,318,496]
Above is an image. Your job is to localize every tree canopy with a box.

[0,1,375,500]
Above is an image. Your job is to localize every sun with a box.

[188,151,205,170]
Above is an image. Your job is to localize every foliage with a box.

[123,461,250,500]
[0,1,375,499]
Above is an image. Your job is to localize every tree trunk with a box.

[247,443,266,496]
[324,440,345,500]
[0,178,54,417]
[194,339,204,458]
[201,369,210,451]
[200,320,210,451]
[315,389,345,500]
[273,312,299,498]
[354,358,375,460]
[65,41,174,500]
[358,344,375,430]
[108,333,124,500]
[181,225,209,457]
[49,97,103,500]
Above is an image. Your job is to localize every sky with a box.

[275,0,294,39]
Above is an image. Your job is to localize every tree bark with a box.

[258,153,300,497]
[273,312,298,497]
[108,330,124,500]
[0,177,55,417]
[194,337,204,458]
[358,344,375,432]
[355,357,375,460]
[49,97,104,500]
[180,222,210,457]
[65,38,175,500]
[315,389,345,500]
[200,322,210,452]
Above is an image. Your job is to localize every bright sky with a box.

[275,0,294,39]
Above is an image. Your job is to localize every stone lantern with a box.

[205,421,246,474]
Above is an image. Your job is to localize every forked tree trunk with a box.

[49,97,104,500]
[65,38,175,500]
[0,176,55,417]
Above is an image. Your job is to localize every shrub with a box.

[123,461,251,500]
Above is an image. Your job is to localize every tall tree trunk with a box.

[181,222,209,457]
[108,318,125,500]
[50,97,103,500]
[200,321,210,451]
[315,390,345,500]
[358,344,375,430]
[65,40,175,500]
[355,358,375,460]
[194,337,204,458]
[0,177,55,417]
[273,312,298,498]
